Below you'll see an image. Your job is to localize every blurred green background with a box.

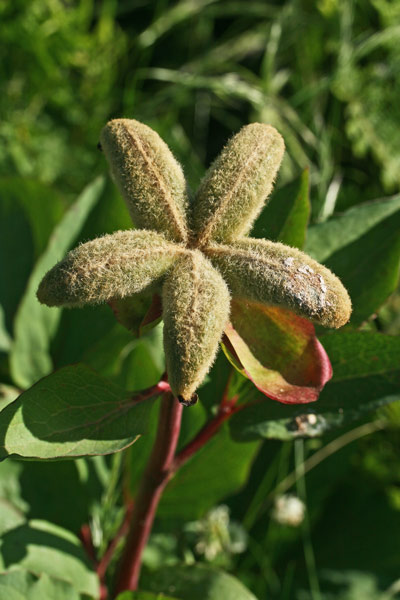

[1,1,400,598]
[2,0,400,209]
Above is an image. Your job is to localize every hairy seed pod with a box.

[37,230,183,307]
[192,123,284,247]
[163,251,231,402]
[100,119,189,243]
[205,239,351,328]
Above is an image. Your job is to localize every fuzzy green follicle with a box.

[36,117,352,405]
[37,230,183,307]
[100,119,189,243]
[162,251,231,402]
[192,123,285,247]
[205,239,352,329]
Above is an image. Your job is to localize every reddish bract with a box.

[222,300,332,404]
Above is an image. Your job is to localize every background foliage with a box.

[1,1,400,598]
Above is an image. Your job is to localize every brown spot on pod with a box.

[205,238,351,328]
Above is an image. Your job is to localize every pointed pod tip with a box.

[177,393,199,407]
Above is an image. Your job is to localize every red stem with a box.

[114,392,183,594]
[80,523,97,566]
[131,378,171,404]
[172,397,240,472]
[97,502,134,582]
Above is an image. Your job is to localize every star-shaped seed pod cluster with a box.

[37,119,351,405]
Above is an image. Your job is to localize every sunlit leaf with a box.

[117,592,178,600]
[0,500,25,535]
[0,520,99,597]
[0,364,157,460]
[305,194,400,262]
[140,564,257,600]
[0,570,84,600]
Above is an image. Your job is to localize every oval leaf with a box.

[0,364,157,460]
[0,570,83,600]
[10,177,105,389]
[0,520,99,597]
[222,300,332,404]
[141,564,257,600]
[117,592,179,600]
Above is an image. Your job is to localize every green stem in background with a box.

[115,392,183,594]
[295,440,321,600]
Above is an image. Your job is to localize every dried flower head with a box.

[37,119,351,403]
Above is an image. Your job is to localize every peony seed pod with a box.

[162,250,231,402]
[192,123,284,247]
[205,238,351,328]
[37,230,183,307]
[100,119,189,243]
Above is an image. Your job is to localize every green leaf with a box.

[141,564,257,600]
[0,458,102,534]
[0,570,84,600]
[0,305,11,352]
[158,425,259,521]
[77,174,132,240]
[0,520,99,597]
[305,194,400,262]
[0,364,157,460]
[0,499,25,535]
[108,293,156,338]
[0,453,103,534]
[252,169,310,249]
[229,332,400,441]
[117,326,165,391]
[117,592,179,600]
[0,384,20,411]
[52,304,120,370]
[222,302,332,404]
[9,177,105,389]
[305,194,400,324]
[0,178,63,334]
[310,473,400,578]
[0,460,27,514]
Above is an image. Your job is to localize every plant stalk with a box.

[172,398,239,471]
[114,392,183,594]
